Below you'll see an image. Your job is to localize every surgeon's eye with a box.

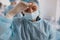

[32,6,37,12]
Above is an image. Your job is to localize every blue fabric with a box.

[0,0,55,40]
[22,0,39,5]
[56,29,60,40]
[0,16,56,40]
[0,16,13,40]
[11,17,56,40]
[9,0,16,2]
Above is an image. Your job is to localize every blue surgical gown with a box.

[0,0,56,40]
[9,0,55,40]
[0,16,56,40]
[0,16,12,40]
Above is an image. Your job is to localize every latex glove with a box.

[5,1,28,19]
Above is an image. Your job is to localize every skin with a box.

[23,2,38,22]
[11,2,17,6]
[5,1,28,19]
[5,2,38,21]
[24,2,38,13]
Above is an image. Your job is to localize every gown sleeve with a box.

[4,7,9,15]
[43,20,56,40]
[48,23,56,40]
[0,16,13,40]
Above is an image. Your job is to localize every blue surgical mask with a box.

[23,10,39,20]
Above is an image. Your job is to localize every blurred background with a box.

[0,0,60,40]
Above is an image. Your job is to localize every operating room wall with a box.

[55,0,60,29]
[40,0,57,21]
[56,0,60,21]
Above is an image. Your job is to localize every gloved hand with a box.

[5,1,28,19]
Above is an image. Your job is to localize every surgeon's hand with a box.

[24,2,38,13]
[6,1,28,19]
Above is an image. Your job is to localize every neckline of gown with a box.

[24,17,42,24]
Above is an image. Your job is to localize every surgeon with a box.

[0,1,56,40]
[11,2,56,40]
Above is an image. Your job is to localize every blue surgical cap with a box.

[9,0,16,2]
[22,0,39,6]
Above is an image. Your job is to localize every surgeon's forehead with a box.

[28,2,38,7]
